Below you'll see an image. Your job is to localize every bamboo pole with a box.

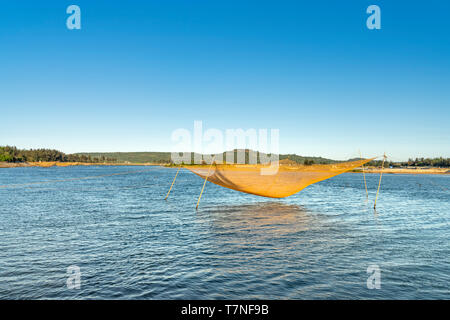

[164,167,180,200]
[374,153,387,209]
[359,150,369,201]
[196,157,215,210]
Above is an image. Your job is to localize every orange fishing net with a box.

[184,158,373,198]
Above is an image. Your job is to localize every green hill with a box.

[74,150,338,165]
[73,152,172,163]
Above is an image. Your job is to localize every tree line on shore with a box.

[0,146,117,163]
[1,146,449,167]
[403,157,450,167]
[365,157,450,168]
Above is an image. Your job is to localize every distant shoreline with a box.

[0,161,163,168]
[352,167,450,175]
[1,161,449,175]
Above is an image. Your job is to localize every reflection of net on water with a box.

[184,158,374,198]
[204,202,313,237]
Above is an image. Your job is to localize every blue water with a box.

[0,166,448,299]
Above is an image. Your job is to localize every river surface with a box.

[0,166,448,299]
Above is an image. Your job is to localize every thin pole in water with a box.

[374,153,387,209]
[196,157,215,210]
[165,167,180,200]
[359,150,369,201]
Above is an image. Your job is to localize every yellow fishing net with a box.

[184,158,373,198]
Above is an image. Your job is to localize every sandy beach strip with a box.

[353,167,449,175]
[0,162,162,168]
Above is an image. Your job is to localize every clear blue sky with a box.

[1,0,449,160]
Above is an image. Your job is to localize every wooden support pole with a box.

[165,167,180,200]
[196,157,215,210]
[374,153,387,209]
[359,150,369,201]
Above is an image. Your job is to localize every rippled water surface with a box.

[0,166,449,299]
